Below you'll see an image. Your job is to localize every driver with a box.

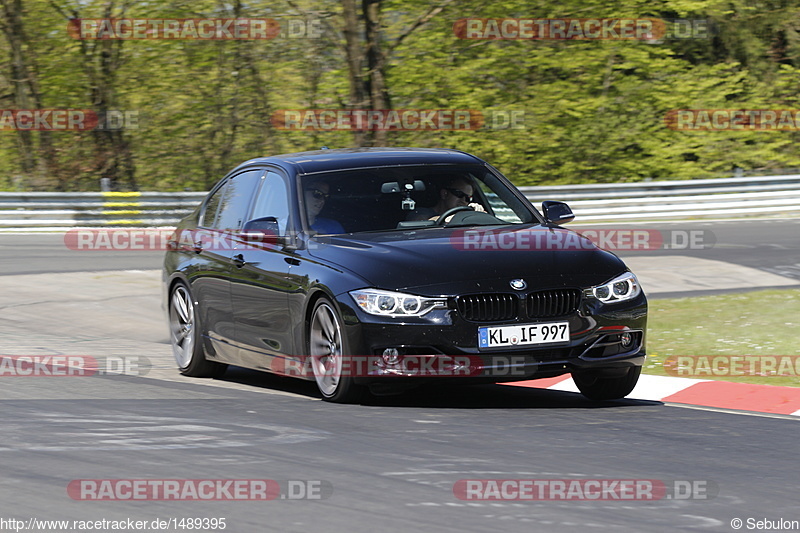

[407,177,484,222]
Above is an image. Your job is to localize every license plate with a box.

[478,322,570,348]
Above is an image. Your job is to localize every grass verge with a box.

[645,288,800,387]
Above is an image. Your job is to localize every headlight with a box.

[350,289,447,317]
[586,272,641,304]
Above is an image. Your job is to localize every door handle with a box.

[284,257,301,266]
[232,254,248,267]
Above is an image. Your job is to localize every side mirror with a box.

[240,217,283,246]
[542,201,575,225]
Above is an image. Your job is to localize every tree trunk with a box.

[341,0,368,146]
[50,0,136,190]
[0,0,59,188]
[362,0,389,146]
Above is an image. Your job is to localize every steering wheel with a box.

[435,205,474,226]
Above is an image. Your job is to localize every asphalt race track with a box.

[0,218,798,533]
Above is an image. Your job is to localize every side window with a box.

[211,170,264,232]
[200,184,225,228]
[250,171,290,235]
[476,174,526,224]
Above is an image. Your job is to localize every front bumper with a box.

[334,292,647,385]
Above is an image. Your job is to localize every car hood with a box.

[307,225,629,296]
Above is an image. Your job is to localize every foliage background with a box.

[1,0,800,191]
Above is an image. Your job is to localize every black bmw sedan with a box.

[163,148,647,403]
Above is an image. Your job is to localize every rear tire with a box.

[168,282,227,378]
[572,366,641,401]
[308,298,363,403]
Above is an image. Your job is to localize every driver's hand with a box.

[469,202,485,213]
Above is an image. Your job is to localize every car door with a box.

[192,169,264,362]
[229,169,299,371]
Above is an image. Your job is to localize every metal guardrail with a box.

[0,192,205,228]
[1,175,799,228]
[521,174,800,221]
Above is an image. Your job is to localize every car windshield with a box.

[300,164,538,234]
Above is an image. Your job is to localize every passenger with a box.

[305,180,345,234]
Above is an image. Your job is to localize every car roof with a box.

[232,147,484,175]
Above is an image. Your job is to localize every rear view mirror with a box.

[381,180,426,193]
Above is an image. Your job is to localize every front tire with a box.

[572,366,641,401]
[168,282,227,378]
[308,298,363,403]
